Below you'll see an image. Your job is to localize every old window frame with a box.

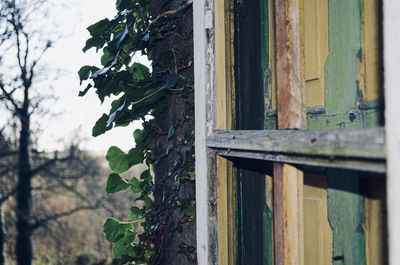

[194,0,398,264]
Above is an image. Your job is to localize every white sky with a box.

[36,0,149,152]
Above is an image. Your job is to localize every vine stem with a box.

[119,219,146,225]
[145,1,193,32]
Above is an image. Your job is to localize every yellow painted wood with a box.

[361,0,382,101]
[300,0,328,107]
[217,157,236,265]
[283,164,304,265]
[365,179,388,265]
[215,0,236,264]
[303,174,333,265]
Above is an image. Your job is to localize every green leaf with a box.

[82,37,106,52]
[144,196,154,209]
[78,65,92,84]
[106,146,130,173]
[78,83,92,97]
[133,129,143,144]
[108,26,129,52]
[92,114,111,137]
[165,74,179,89]
[140,170,152,182]
[106,173,130,194]
[129,63,149,80]
[107,100,126,127]
[129,177,142,193]
[101,47,114,66]
[128,206,141,220]
[87,18,110,37]
[188,171,195,180]
[183,201,196,219]
[103,218,131,242]
[112,241,135,258]
[128,148,144,167]
[144,250,154,261]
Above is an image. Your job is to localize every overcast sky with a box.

[36,0,149,152]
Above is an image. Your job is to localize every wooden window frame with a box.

[194,0,398,264]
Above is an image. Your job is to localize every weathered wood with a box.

[208,127,386,160]
[383,1,400,264]
[303,174,332,265]
[193,0,218,262]
[273,164,304,265]
[365,179,388,265]
[273,164,285,265]
[216,149,385,174]
[273,0,305,265]
[361,0,382,101]
[301,0,328,107]
[215,0,236,263]
[328,170,366,265]
[274,0,304,129]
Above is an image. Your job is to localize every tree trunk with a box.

[15,113,33,265]
[0,202,5,265]
[150,0,196,264]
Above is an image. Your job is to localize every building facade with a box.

[194,0,400,264]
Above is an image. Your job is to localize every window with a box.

[193,0,396,264]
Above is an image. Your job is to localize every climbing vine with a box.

[79,0,195,264]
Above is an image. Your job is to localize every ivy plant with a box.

[79,0,194,263]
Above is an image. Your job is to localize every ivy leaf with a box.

[183,201,196,219]
[128,148,144,167]
[133,129,143,145]
[91,59,117,79]
[87,18,110,37]
[78,65,93,84]
[130,63,149,80]
[103,218,132,242]
[187,171,195,180]
[167,125,175,139]
[106,146,130,173]
[83,37,106,52]
[140,170,152,182]
[165,74,179,89]
[128,206,141,220]
[129,177,142,193]
[108,26,129,52]
[107,100,126,127]
[106,173,130,194]
[101,47,114,66]
[112,241,135,258]
[78,84,92,97]
[144,196,154,209]
[92,114,111,137]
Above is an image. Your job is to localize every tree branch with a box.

[31,203,101,231]
[0,81,21,113]
[29,151,73,177]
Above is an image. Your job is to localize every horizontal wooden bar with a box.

[207,128,386,173]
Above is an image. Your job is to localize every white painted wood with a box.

[194,0,209,263]
[383,1,400,264]
[194,0,218,263]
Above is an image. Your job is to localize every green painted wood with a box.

[261,2,274,265]
[323,1,367,265]
[235,0,269,263]
[325,0,361,115]
[306,110,382,130]
[261,0,274,114]
[263,205,273,265]
[328,170,366,265]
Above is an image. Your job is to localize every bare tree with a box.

[0,1,109,265]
